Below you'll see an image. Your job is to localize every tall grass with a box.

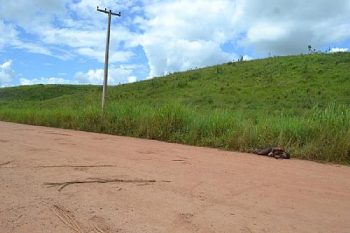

[0,103,349,164]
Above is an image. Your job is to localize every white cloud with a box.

[20,77,72,85]
[243,55,253,61]
[137,0,350,78]
[238,0,350,54]
[0,21,17,49]
[0,0,68,31]
[75,69,104,85]
[138,0,241,77]
[329,48,349,53]
[1,0,350,84]
[76,48,134,63]
[12,41,53,57]
[0,20,56,57]
[0,60,15,87]
[246,22,288,43]
[1,60,72,87]
[128,76,137,83]
[0,1,137,64]
[143,39,233,78]
[74,65,137,85]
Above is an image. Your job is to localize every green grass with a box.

[1,53,350,164]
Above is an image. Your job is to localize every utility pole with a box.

[97,6,121,110]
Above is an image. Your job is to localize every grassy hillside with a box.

[1,53,350,164]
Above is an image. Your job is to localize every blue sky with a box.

[1,0,350,87]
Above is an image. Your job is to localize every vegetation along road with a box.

[1,53,349,164]
[1,121,350,233]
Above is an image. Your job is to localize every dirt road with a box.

[1,121,350,233]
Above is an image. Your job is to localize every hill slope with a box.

[0,53,350,164]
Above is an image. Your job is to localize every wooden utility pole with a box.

[97,6,121,110]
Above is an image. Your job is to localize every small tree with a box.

[308,45,312,54]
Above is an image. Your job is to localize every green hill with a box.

[1,53,349,164]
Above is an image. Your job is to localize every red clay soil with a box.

[1,121,350,233]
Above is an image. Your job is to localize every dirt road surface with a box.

[1,121,350,233]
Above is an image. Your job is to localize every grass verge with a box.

[0,102,349,164]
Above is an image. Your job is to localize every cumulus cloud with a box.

[138,0,241,77]
[0,0,68,31]
[0,20,52,56]
[74,65,138,85]
[128,76,137,83]
[0,0,137,63]
[1,0,350,85]
[20,77,72,85]
[137,0,350,77]
[0,60,15,87]
[0,21,17,50]
[143,39,233,78]
[1,60,73,87]
[239,0,350,54]
[76,48,134,63]
[329,48,349,53]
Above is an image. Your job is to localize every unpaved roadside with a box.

[0,121,350,233]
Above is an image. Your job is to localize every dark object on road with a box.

[253,147,290,159]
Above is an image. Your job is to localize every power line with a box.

[97,6,121,110]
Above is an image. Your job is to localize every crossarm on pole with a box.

[97,6,121,16]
